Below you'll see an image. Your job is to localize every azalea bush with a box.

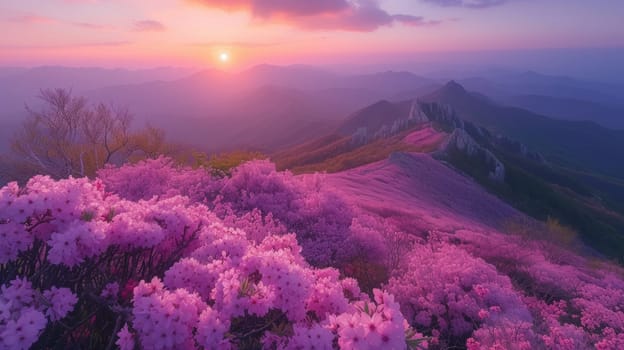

[0,161,425,349]
[216,160,359,267]
[386,229,624,349]
[2,157,624,349]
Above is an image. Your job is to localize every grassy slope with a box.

[445,145,624,262]
[420,86,624,261]
[275,94,624,262]
[273,127,445,174]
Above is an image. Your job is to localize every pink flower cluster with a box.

[98,156,216,202]
[0,278,77,349]
[393,228,624,349]
[125,224,422,349]
[3,157,624,349]
[387,243,531,343]
[42,286,78,322]
[132,278,207,349]
[331,290,424,350]
[215,160,362,266]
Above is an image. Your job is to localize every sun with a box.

[219,52,230,63]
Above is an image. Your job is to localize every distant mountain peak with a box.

[442,80,467,94]
[337,99,414,136]
[369,99,393,108]
[421,80,470,103]
[522,70,541,76]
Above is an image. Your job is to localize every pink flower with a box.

[101,282,120,299]
[116,324,135,350]
[43,287,78,322]
[0,222,33,264]
[0,307,47,350]
[195,307,231,349]
[478,309,489,320]
[286,324,334,350]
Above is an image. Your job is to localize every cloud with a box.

[1,41,131,49]
[71,41,131,47]
[393,15,443,27]
[71,21,108,29]
[191,0,440,31]
[133,20,166,32]
[191,0,351,17]
[7,13,109,29]
[8,15,57,24]
[421,0,507,8]
[190,40,282,48]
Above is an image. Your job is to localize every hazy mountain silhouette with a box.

[422,81,624,179]
[337,100,413,136]
[79,66,436,152]
[2,65,623,157]
[501,94,624,129]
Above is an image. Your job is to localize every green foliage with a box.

[80,211,94,222]
[194,151,265,177]
[451,147,624,264]
[545,217,578,247]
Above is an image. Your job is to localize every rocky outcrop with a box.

[348,100,431,145]
[420,101,546,165]
[436,128,506,182]
[494,135,547,164]
[409,101,430,124]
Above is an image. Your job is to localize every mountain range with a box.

[5,65,622,154]
[2,65,624,262]
[275,81,624,262]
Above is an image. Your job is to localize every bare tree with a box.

[11,89,88,177]
[10,88,164,179]
[83,103,132,168]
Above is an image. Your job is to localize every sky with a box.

[1,0,623,70]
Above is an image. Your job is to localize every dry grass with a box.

[274,128,446,174]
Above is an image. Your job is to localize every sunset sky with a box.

[1,0,623,69]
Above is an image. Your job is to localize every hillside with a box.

[81,67,438,153]
[501,94,624,129]
[276,94,624,262]
[326,152,522,231]
[5,156,624,349]
[422,81,624,179]
[0,66,437,153]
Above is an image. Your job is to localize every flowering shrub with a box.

[98,156,216,202]
[387,243,532,348]
[216,160,359,266]
[0,174,208,348]
[102,158,384,269]
[2,157,624,349]
[0,278,76,349]
[387,229,624,349]
[0,163,424,349]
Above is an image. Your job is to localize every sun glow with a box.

[219,52,230,62]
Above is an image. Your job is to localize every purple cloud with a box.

[190,40,282,48]
[133,20,166,32]
[421,0,507,8]
[0,41,131,49]
[8,14,57,24]
[191,0,441,31]
[71,21,108,29]
[393,15,443,27]
[190,0,350,16]
[7,13,109,29]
